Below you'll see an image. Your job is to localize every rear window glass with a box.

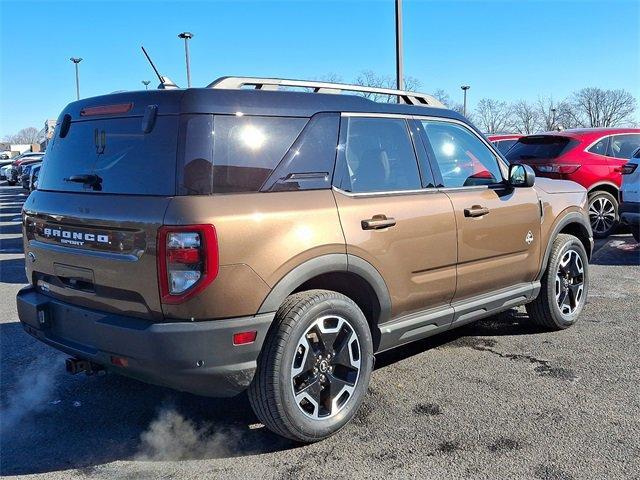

[179,115,307,194]
[494,139,518,154]
[506,136,576,162]
[39,116,178,195]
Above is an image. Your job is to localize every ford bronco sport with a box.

[17,77,593,442]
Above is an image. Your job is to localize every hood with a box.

[534,177,586,194]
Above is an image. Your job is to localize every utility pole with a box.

[70,57,83,100]
[142,80,151,90]
[178,32,193,88]
[461,85,470,117]
[395,0,403,100]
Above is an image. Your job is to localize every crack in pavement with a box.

[456,338,579,382]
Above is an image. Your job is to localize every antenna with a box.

[140,46,179,90]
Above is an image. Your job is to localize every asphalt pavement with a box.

[1,183,639,480]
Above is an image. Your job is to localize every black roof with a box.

[60,87,465,123]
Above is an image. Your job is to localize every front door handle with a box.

[361,214,396,230]
[464,205,490,217]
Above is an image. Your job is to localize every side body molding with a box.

[257,254,392,326]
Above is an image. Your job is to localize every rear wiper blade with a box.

[64,174,102,190]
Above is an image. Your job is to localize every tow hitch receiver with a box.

[65,357,105,376]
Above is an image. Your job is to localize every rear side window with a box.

[608,134,640,159]
[179,115,307,194]
[421,120,503,188]
[261,113,340,192]
[39,116,179,195]
[336,117,421,193]
[506,135,576,162]
[588,137,609,156]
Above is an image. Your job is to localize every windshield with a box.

[506,136,576,161]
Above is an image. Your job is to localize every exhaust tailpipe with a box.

[65,358,105,376]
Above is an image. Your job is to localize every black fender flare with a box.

[257,253,392,324]
[537,212,593,280]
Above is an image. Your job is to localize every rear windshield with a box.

[506,135,576,162]
[38,116,178,195]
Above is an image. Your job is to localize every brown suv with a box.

[17,77,593,442]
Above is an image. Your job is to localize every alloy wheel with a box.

[555,249,585,316]
[589,196,616,235]
[290,315,361,420]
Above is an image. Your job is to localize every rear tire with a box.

[248,289,373,443]
[526,234,589,330]
[588,191,619,239]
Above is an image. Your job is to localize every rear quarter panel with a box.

[162,190,345,320]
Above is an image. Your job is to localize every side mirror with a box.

[509,163,535,188]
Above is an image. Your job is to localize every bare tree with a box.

[3,127,41,144]
[353,70,421,103]
[474,99,512,134]
[571,87,637,127]
[315,72,343,84]
[432,89,451,105]
[536,96,580,130]
[510,100,540,134]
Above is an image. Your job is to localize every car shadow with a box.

[1,308,540,475]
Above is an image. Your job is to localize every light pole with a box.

[395,0,403,100]
[551,108,557,130]
[461,85,470,117]
[70,57,83,100]
[178,32,193,88]
[142,80,151,90]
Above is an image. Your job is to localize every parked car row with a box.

[0,151,45,186]
[490,128,640,238]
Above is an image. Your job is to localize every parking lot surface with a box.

[1,183,639,480]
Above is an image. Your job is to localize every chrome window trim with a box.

[332,185,488,198]
[583,132,640,157]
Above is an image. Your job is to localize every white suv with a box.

[620,147,640,242]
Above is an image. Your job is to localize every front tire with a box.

[526,234,589,330]
[588,190,619,239]
[248,290,373,443]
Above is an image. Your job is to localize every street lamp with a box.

[395,0,403,98]
[461,85,470,117]
[70,57,83,100]
[142,80,151,90]
[551,108,557,130]
[178,32,193,88]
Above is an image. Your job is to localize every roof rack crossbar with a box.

[207,76,445,108]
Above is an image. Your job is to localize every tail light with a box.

[620,163,638,175]
[157,225,218,304]
[537,164,580,174]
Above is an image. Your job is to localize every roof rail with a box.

[207,76,445,108]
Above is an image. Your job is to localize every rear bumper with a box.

[620,201,640,227]
[17,286,274,397]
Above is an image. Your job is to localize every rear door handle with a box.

[464,205,490,217]
[361,215,396,230]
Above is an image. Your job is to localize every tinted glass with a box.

[506,135,575,161]
[609,134,640,159]
[422,120,503,188]
[588,137,609,156]
[211,115,306,193]
[494,139,517,154]
[338,117,421,193]
[39,117,178,195]
[262,113,340,192]
[178,114,214,195]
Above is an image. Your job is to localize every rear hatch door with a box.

[23,93,181,320]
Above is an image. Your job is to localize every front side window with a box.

[422,121,503,188]
[608,134,640,159]
[337,117,421,193]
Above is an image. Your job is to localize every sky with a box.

[1,0,639,136]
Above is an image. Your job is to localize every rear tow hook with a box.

[65,357,105,376]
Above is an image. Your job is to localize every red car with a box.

[506,128,640,238]
[488,134,523,154]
